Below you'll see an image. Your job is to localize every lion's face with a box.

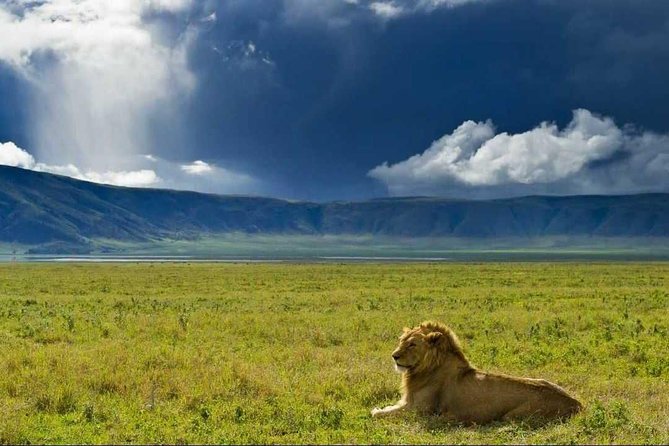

[391,329,430,373]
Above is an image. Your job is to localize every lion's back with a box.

[441,371,582,424]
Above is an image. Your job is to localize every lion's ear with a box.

[425,331,443,346]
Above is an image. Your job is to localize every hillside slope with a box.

[1,165,669,246]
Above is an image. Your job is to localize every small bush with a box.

[580,400,630,434]
[317,406,344,429]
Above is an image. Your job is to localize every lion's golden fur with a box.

[371,321,582,424]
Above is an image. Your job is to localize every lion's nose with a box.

[392,353,400,360]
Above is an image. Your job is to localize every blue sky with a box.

[1,0,669,201]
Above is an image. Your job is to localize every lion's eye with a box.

[408,342,416,348]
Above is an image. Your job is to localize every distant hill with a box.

[1,165,669,251]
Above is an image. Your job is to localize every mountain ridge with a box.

[1,165,669,248]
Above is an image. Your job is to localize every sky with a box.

[1,0,669,201]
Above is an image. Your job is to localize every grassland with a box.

[0,263,668,444]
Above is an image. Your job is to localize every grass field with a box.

[0,263,668,444]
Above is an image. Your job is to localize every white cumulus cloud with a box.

[76,169,160,188]
[181,160,214,175]
[0,141,36,169]
[419,0,489,8]
[369,109,669,198]
[370,2,405,19]
[370,0,490,19]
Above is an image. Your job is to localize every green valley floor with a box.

[0,263,667,444]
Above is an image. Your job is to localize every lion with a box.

[371,321,582,424]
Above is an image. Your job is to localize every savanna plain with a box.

[0,262,668,444]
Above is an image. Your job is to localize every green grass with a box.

[0,263,668,444]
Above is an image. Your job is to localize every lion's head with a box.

[391,321,468,373]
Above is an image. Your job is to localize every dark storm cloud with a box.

[2,0,669,199]
[0,66,29,149]
[562,0,669,130]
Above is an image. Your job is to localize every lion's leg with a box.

[502,404,530,420]
[502,396,580,423]
[371,400,408,417]
[501,402,546,423]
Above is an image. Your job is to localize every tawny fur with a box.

[371,321,583,424]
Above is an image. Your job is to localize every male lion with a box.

[371,321,582,424]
